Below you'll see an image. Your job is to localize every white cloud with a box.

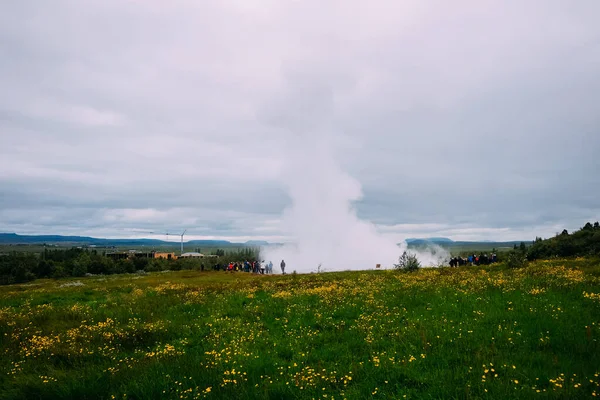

[0,0,599,244]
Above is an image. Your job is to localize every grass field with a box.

[1,259,600,399]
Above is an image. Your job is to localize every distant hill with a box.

[405,237,454,245]
[0,233,257,247]
[244,240,270,246]
[451,241,526,247]
[186,240,233,246]
[0,233,126,245]
[1,233,531,250]
[404,237,529,250]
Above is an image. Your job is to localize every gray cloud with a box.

[1,0,599,242]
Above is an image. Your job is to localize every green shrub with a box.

[394,251,421,272]
[506,250,527,269]
[72,262,88,277]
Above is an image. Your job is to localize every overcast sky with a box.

[1,0,599,243]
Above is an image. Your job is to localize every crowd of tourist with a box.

[211,259,287,274]
[449,253,497,267]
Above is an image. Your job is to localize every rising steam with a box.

[259,68,449,273]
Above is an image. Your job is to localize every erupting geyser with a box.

[259,68,448,273]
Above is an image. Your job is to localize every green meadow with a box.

[1,259,599,399]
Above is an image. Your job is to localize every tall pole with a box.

[180,229,187,255]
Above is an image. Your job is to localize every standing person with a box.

[280,259,286,274]
[260,260,266,275]
[268,261,273,274]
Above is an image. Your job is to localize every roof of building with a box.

[180,252,204,257]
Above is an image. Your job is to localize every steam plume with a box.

[259,68,448,273]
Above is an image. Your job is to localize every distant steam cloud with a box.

[260,67,449,272]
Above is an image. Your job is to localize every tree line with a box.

[0,247,260,285]
[497,221,600,268]
[526,222,600,260]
